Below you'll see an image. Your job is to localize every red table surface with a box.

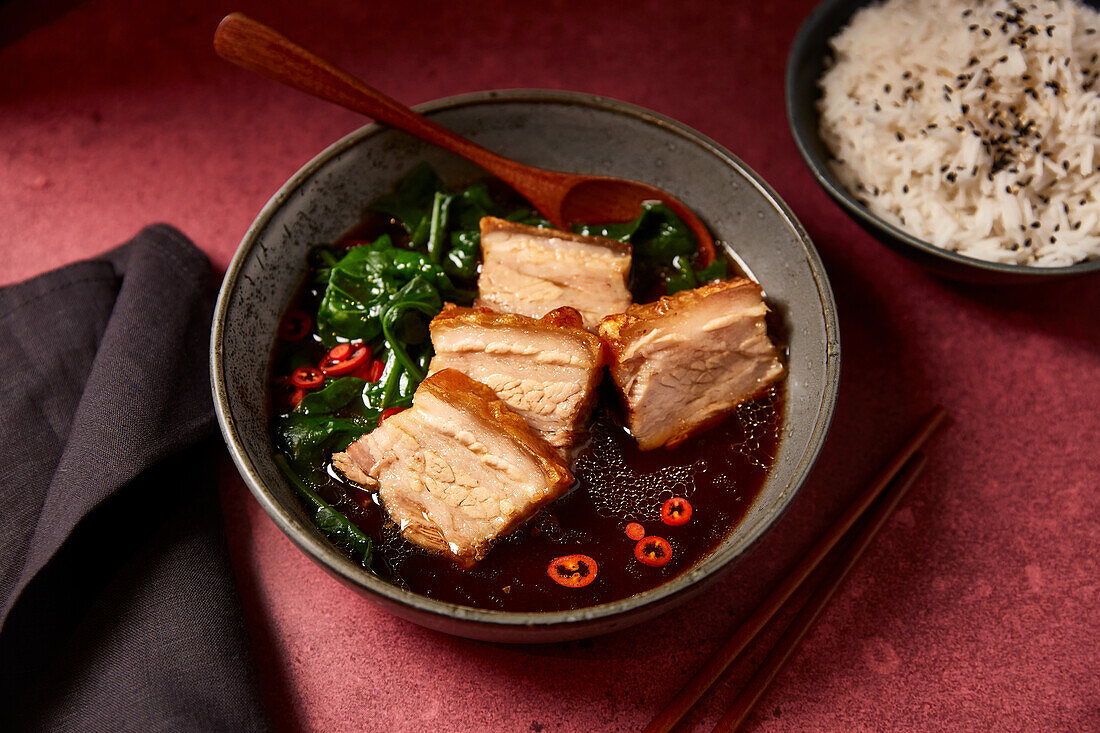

[3,1,1097,730]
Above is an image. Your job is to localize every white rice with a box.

[818,0,1100,266]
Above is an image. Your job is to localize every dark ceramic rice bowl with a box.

[211,89,840,642]
[786,0,1100,284]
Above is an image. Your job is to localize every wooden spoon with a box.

[213,12,716,264]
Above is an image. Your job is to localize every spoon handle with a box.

[214,13,548,195]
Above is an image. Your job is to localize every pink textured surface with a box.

[3,1,1098,730]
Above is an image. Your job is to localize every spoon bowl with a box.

[213,12,716,263]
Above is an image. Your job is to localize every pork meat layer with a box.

[334,369,574,566]
[476,216,632,330]
[598,279,784,450]
[427,304,604,449]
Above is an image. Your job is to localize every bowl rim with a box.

[211,88,841,633]
[785,0,1100,279]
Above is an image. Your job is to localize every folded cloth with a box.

[0,225,271,732]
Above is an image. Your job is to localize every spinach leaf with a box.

[573,215,644,242]
[379,275,442,382]
[274,455,374,570]
[694,256,729,284]
[363,349,418,411]
[426,191,455,266]
[445,229,481,281]
[297,377,370,416]
[316,235,456,346]
[274,412,378,467]
[434,181,514,282]
[367,163,444,247]
[451,182,506,228]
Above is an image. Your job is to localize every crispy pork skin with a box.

[427,304,604,449]
[339,369,574,566]
[476,217,632,330]
[598,279,784,450]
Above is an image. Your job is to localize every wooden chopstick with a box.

[644,406,948,733]
[711,451,929,732]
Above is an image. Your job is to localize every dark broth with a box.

[269,201,784,612]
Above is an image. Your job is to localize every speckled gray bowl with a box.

[211,89,840,643]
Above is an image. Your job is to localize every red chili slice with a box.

[319,342,370,377]
[624,522,645,541]
[379,407,406,423]
[661,497,693,526]
[278,309,311,341]
[328,343,352,361]
[547,554,598,588]
[290,366,325,389]
[634,536,672,567]
[366,358,385,383]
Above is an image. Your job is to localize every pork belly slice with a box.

[598,279,784,451]
[426,304,604,449]
[334,369,573,566]
[476,216,632,330]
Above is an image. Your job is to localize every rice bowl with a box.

[817,0,1100,268]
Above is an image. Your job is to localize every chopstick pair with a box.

[645,406,949,733]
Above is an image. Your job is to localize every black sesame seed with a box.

[961,104,970,113]
[896,132,905,141]
[902,184,909,193]
[969,23,979,31]
[1031,221,1041,228]
[1046,25,1054,36]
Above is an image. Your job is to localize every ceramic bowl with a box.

[211,89,840,642]
[786,0,1100,284]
